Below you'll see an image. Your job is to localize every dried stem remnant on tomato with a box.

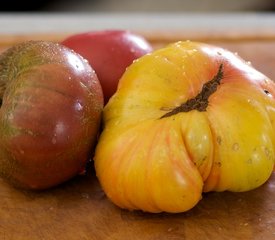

[160,63,223,119]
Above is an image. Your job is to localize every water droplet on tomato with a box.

[232,143,239,151]
[264,147,271,159]
[114,120,122,126]
[81,193,90,199]
[52,137,57,144]
[75,101,83,111]
[130,47,136,53]
[8,113,14,120]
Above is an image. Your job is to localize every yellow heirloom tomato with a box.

[94,41,275,213]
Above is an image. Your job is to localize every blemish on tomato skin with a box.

[246,159,252,164]
[216,136,222,145]
[215,162,222,167]
[264,89,272,97]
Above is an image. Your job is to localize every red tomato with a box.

[62,30,153,104]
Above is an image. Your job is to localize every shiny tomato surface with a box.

[95,41,275,213]
[62,30,152,104]
[0,41,103,189]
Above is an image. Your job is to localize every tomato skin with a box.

[94,41,275,213]
[0,41,103,190]
[62,30,153,104]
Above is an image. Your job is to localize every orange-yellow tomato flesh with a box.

[95,41,275,213]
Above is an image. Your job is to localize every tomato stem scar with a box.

[160,63,223,119]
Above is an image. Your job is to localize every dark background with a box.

[1,0,275,12]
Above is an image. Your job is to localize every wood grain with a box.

[0,32,275,240]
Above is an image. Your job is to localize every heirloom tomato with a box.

[0,41,103,190]
[62,30,153,104]
[94,41,275,213]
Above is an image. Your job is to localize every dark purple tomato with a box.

[0,41,103,190]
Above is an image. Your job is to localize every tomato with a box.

[62,30,153,104]
[94,41,275,213]
[0,41,103,189]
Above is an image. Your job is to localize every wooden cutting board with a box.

[1,32,275,240]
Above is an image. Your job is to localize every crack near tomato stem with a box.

[160,63,224,119]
